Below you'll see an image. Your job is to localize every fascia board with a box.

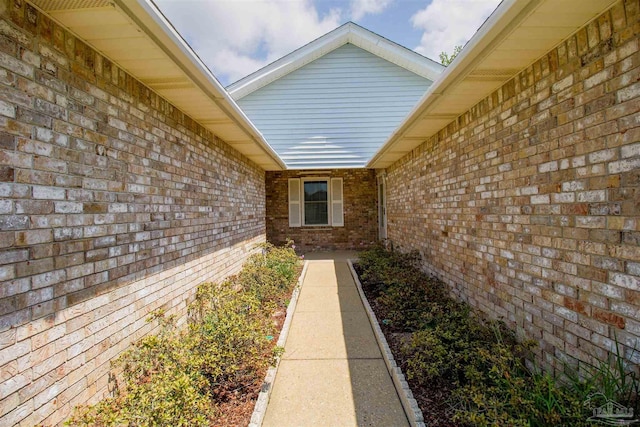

[369,0,617,169]
[113,0,286,170]
[368,0,535,168]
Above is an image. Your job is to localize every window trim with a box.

[288,178,302,227]
[330,177,344,227]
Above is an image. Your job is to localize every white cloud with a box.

[154,0,502,83]
[154,0,342,85]
[350,0,394,20]
[411,0,501,62]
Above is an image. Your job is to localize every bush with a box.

[190,283,274,392]
[69,312,213,427]
[356,246,447,328]
[402,308,497,386]
[235,242,300,308]
[67,243,300,427]
[356,246,423,298]
[450,340,587,427]
[355,246,638,427]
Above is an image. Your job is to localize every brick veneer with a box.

[266,169,378,251]
[0,2,266,425]
[385,0,639,371]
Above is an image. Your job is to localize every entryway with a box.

[378,175,387,241]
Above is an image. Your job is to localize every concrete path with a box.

[262,252,409,427]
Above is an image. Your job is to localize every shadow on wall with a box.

[0,232,265,426]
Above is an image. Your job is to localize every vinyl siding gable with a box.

[237,44,433,169]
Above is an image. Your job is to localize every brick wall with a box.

[0,3,266,425]
[385,0,639,371]
[266,169,378,251]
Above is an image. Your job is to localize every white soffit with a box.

[227,22,445,100]
[368,0,618,169]
[28,0,285,171]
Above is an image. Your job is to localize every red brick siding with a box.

[266,169,378,251]
[385,0,640,370]
[0,3,266,425]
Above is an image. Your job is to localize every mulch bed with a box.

[211,293,291,425]
[355,265,465,427]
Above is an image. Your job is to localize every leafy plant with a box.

[67,243,301,426]
[235,242,299,308]
[563,336,639,416]
[68,312,213,427]
[440,45,462,66]
[190,283,274,392]
[355,246,638,427]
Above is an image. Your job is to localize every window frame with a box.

[301,177,331,227]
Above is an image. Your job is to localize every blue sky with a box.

[154,0,502,86]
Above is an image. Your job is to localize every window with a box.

[288,177,343,227]
[303,180,328,225]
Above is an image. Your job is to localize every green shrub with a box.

[375,281,429,330]
[355,246,638,427]
[451,341,586,427]
[67,243,300,426]
[235,242,300,308]
[402,308,496,385]
[357,246,426,299]
[68,313,213,427]
[357,246,447,326]
[189,282,274,391]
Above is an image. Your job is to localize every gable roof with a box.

[227,22,445,100]
[368,0,618,169]
[28,0,285,170]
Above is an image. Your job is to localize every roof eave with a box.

[368,0,617,169]
[116,0,285,170]
[28,0,286,171]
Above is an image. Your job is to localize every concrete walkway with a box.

[262,252,409,427]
